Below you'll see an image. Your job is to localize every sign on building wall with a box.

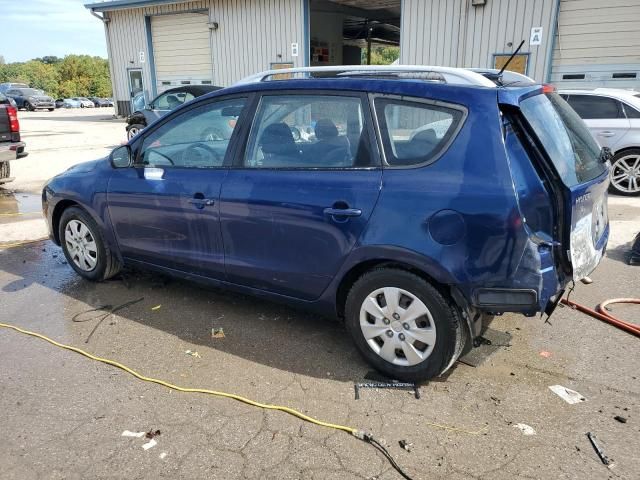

[139,51,145,63]
[530,27,543,46]
[493,54,529,75]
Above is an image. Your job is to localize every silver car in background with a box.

[560,88,640,196]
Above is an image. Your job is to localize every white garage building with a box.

[85,0,640,116]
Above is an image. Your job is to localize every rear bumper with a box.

[0,141,26,162]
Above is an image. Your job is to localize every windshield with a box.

[19,88,45,96]
[520,92,607,187]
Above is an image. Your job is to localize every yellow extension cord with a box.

[0,321,359,437]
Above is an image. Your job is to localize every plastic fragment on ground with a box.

[122,430,146,438]
[142,438,157,450]
[513,423,536,435]
[211,328,225,339]
[549,385,586,404]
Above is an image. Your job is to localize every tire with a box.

[345,268,460,382]
[609,149,640,196]
[127,123,145,140]
[0,161,9,179]
[80,104,85,108]
[48,108,54,111]
[26,102,35,112]
[59,206,121,281]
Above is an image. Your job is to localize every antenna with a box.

[498,40,525,78]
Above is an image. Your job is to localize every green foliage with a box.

[0,55,111,98]
[362,46,400,65]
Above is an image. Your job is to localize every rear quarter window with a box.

[566,94,623,119]
[374,98,465,167]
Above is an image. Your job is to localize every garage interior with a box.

[309,0,401,66]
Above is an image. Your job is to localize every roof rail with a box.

[236,65,496,88]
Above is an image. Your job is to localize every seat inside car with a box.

[258,122,301,166]
[307,118,351,166]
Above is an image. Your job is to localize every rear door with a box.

[564,94,630,150]
[107,95,247,278]
[518,92,610,281]
[219,91,382,300]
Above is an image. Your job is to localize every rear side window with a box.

[566,95,623,119]
[520,93,607,186]
[374,98,464,167]
[623,103,640,119]
[244,94,373,168]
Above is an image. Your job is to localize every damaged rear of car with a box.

[499,86,610,316]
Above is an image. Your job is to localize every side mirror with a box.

[110,145,132,168]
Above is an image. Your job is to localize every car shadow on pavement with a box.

[0,241,370,383]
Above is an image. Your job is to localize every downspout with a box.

[545,0,561,83]
[89,9,119,116]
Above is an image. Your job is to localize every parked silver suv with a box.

[559,88,640,196]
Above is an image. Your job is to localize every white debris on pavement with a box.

[159,452,167,459]
[513,423,536,435]
[121,430,146,438]
[549,385,587,404]
[142,438,158,450]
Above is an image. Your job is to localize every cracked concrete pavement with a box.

[0,108,639,479]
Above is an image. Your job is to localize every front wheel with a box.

[59,207,121,281]
[345,268,460,382]
[127,123,144,140]
[48,108,54,111]
[609,149,640,196]
[26,102,35,112]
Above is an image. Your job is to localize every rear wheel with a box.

[609,149,640,196]
[48,108,54,111]
[59,207,121,281]
[26,102,35,112]
[0,161,9,179]
[345,268,459,382]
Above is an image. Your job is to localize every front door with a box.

[220,92,382,300]
[128,69,145,113]
[107,96,247,278]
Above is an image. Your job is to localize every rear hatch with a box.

[503,88,610,281]
[0,104,11,142]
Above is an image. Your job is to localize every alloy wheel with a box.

[359,287,437,366]
[611,154,640,194]
[127,127,140,139]
[64,219,98,272]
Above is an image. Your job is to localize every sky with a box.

[0,0,108,62]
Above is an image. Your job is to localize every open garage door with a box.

[309,0,401,66]
[151,12,213,92]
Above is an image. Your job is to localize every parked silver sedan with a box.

[560,88,640,196]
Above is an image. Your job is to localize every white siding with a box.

[551,0,640,89]
[400,0,558,83]
[102,0,304,115]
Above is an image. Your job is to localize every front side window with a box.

[375,98,465,167]
[520,93,607,186]
[139,98,245,168]
[244,94,373,168]
[153,91,195,110]
[566,95,622,119]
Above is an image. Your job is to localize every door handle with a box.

[323,207,362,217]
[598,131,615,137]
[188,198,215,205]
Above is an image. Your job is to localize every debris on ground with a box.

[613,416,627,424]
[151,305,162,311]
[185,350,201,358]
[539,351,552,358]
[354,380,420,400]
[549,385,586,404]
[513,423,536,435]
[142,438,157,450]
[399,440,413,452]
[121,430,146,438]
[146,429,161,438]
[211,327,225,339]
[159,452,167,460]
[587,432,612,466]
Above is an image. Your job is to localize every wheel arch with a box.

[51,199,81,244]
[612,145,640,157]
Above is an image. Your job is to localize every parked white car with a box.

[71,97,95,108]
[560,88,640,196]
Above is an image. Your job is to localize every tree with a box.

[0,55,111,98]
[362,46,400,65]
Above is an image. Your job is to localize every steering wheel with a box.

[181,142,222,166]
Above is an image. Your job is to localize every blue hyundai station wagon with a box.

[43,66,610,381]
